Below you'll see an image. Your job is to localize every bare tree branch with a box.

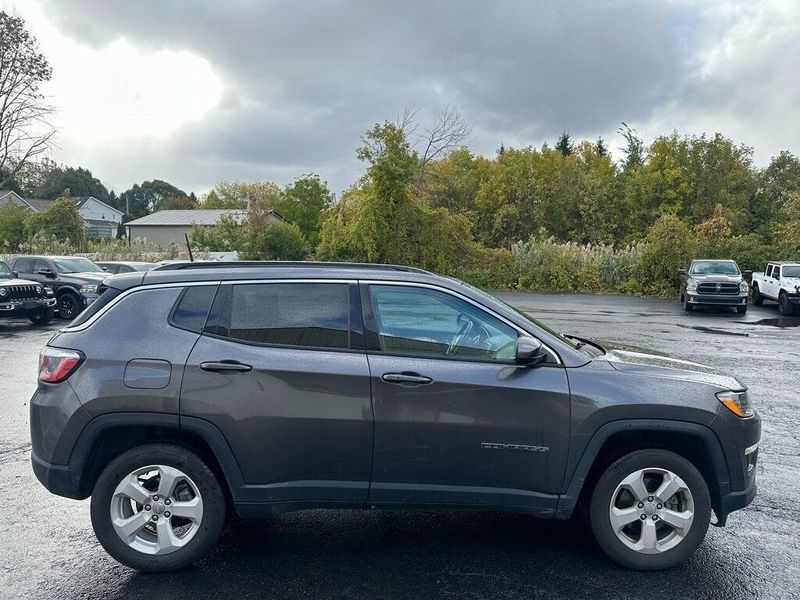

[0,12,56,189]
[418,105,472,172]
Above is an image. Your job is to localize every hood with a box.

[599,348,745,391]
[687,273,742,282]
[0,276,41,286]
[780,276,800,292]
[59,271,107,284]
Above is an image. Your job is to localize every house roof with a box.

[125,209,249,226]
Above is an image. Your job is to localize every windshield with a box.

[52,257,104,274]
[132,263,156,271]
[782,265,800,278]
[689,260,740,275]
[0,261,12,279]
[457,281,584,350]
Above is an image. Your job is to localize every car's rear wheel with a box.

[28,306,54,325]
[57,292,81,320]
[589,449,710,570]
[751,284,764,306]
[90,443,226,572]
[778,293,796,316]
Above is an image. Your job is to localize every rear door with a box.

[181,280,373,503]
[362,282,571,511]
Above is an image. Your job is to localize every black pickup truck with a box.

[0,260,56,325]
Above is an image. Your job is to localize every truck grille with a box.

[2,285,41,300]
[697,282,739,295]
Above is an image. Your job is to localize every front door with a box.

[363,283,571,513]
[181,281,373,503]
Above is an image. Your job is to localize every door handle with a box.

[381,372,432,385]
[200,361,253,373]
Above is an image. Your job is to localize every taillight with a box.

[38,347,84,383]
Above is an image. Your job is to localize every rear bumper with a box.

[31,450,84,499]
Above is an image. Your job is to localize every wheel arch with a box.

[69,413,245,506]
[556,420,730,520]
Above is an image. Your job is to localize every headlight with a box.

[686,278,698,292]
[717,390,754,418]
[43,286,54,296]
[0,287,7,297]
[79,284,98,295]
[739,280,749,293]
[36,285,43,295]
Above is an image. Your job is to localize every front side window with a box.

[210,282,351,349]
[14,257,33,273]
[368,285,518,361]
[0,261,12,278]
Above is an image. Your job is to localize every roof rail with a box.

[152,261,432,274]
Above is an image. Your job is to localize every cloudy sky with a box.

[2,0,799,196]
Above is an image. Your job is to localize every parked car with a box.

[678,259,749,313]
[96,261,156,275]
[750,262,800,316]
[9,255,107,320]
[0,259,57,325]
[31,262,759,572]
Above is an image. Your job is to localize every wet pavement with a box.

[1,293,798,600]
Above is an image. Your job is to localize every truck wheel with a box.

[28,306,54,325]
[90,443,226,572]
[751,284,764,306]
[57,292,81,320]
[778,293,796,316]
[589,449,711,570]
[681,294,693,312]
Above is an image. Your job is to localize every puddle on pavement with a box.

[739,318,800,328]
[676,324,749,337]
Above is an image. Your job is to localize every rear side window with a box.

[13,257,33,273]
[170,285,218,333]
[207,283,350,349]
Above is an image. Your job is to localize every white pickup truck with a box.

[751,262,800,315]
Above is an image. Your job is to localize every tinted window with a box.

[69,287,124,328]
[171,285,217,333]
[33,259,50,273]
[14,257,34,273]
[689,260,740,275]
[369,285,518,361]
[213,283,350,349]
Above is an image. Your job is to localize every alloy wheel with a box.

[110,465,204,555]
[608,467,694,555]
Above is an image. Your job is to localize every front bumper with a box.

[711,407,761,522]
[0,297,56,313]
[686,292,748,306]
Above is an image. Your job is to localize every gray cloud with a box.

[39,0,800,193]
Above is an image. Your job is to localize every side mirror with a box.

[515,335,548,367]
[38,268,55,278]
[678,268,686,276]
[11,271,17,278]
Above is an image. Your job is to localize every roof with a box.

[768,261,800,265]
[125,209,247,226]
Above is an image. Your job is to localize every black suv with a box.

[9,255,106,319]
[0,259,56,324]
[31,262,760,572]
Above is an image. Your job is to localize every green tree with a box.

[37,166,112,205]
[201,181,280,209]
[555,131,574,157]
[25,196,85,246]
[190,213,245,252]
[636,213,696,295]
[274,174,333,247]
[243,222,308,260]
[754,151,800,232]
[119,180,188,217]
[0,203,28,251]
[420,148,485,214]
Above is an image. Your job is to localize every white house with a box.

[0,190,123,239]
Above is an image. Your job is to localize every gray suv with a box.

[31,262,760,572]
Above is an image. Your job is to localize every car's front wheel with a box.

[28,306,54,325]
[589,449,711,570]
[778,293,796,316]
[90,443,226,572]
[57,292,81,320]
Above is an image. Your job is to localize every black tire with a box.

[778,293,796,316]
[589,449,711,570]
[751,284,764,306]
[57,292,81,320]
[90,443,226,572]
[681,294,693,312]
[736,305,747,315]
[28,306,54,325]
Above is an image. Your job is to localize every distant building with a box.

[124,209,283,249]
[0,190,123,239]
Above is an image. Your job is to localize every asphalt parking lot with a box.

[1,293,798,600]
